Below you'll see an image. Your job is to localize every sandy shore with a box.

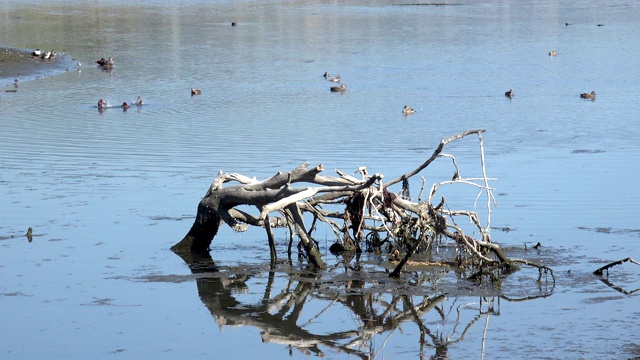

[0,47,77,87]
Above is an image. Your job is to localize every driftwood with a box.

[172,129,553,281]
[593,257,640,276]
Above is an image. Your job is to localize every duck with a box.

[134,96,143,106]
[323,72,330,79]
[580,91,596,100]
[14,79,18,88]
[98,99,107,110]
[505,89,514,98]
[330,84,347,92]
[402,105,415,115]
[548,50,557,57]
[31,49,41,58]
[191,88,202,96]
[122,102,130,110]
[96,57,114,68]
[41,51,51,60]
[328,74,341,82]
[231,21,237,26]
[48,51,57,61]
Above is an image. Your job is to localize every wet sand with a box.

[0,47,76,87]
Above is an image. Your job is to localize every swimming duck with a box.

[98,99,107,110]
[231,21,237,26]
[31,49,41,58]
[330,84,347,92]
[191,88,202,96]
[328,75,341,82]
[96,57,114,68]
[323,72,330,79]
[505,89,514,98]
[548,50,557,57]
[41,51,51,60]
[402,105,415,115]
[49,51,57,60]
[580,91,596,100]
[122,102,130,110]
[134,96,143,106]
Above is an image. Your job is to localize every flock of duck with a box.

[89,47,595,114]
[30,48,57,61]
[504,50,596,101]
[325,49,595,119]
[93,56,146,111]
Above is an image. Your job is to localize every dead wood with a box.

[593,257,640,276]
[172,129,552,282]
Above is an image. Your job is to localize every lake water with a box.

[1,0,640,359]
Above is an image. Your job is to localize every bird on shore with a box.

[402,105,415,115]
[134,96,143,106]
[14,79,18,88]
[580,91,596,100]
[330,84,347,92]
[505,89,514,98]
[191,88,202,96]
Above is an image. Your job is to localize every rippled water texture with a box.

[1,1,640,359]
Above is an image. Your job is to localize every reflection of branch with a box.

[172,250,551,359]
[593,257,640,275]
[598,278,640,295]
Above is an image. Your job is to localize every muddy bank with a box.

[0,47,78,87]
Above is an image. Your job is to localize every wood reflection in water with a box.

[178,253,516,359]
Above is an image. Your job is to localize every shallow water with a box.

[1,0,640,359]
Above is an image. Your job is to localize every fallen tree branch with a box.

[593,257,640,276]
[172,129,551,282]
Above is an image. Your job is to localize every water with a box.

[1,1,640,359]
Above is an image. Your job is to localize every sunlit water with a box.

[1,1,639,359]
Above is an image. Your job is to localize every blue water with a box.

[1,1,640,359]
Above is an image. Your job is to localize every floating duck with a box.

[330,84,347,92]
[96,57,114,68]
[580,91,596,100]
[134,96,143,106]
[548,50,557,57]
[49,51,57,60]
[122,102,130,110]
[98,99,107,110]
[191,88,202,96]
[505,89,514,98]
[31,49,41,58]
[41,51,51,60]
[402,105,415,115]
[231,21,237,26]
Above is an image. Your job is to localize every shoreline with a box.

[0,47,78,87]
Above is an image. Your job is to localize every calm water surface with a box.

[1,1,639,359]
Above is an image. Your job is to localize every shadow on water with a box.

[143,248,559,359]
